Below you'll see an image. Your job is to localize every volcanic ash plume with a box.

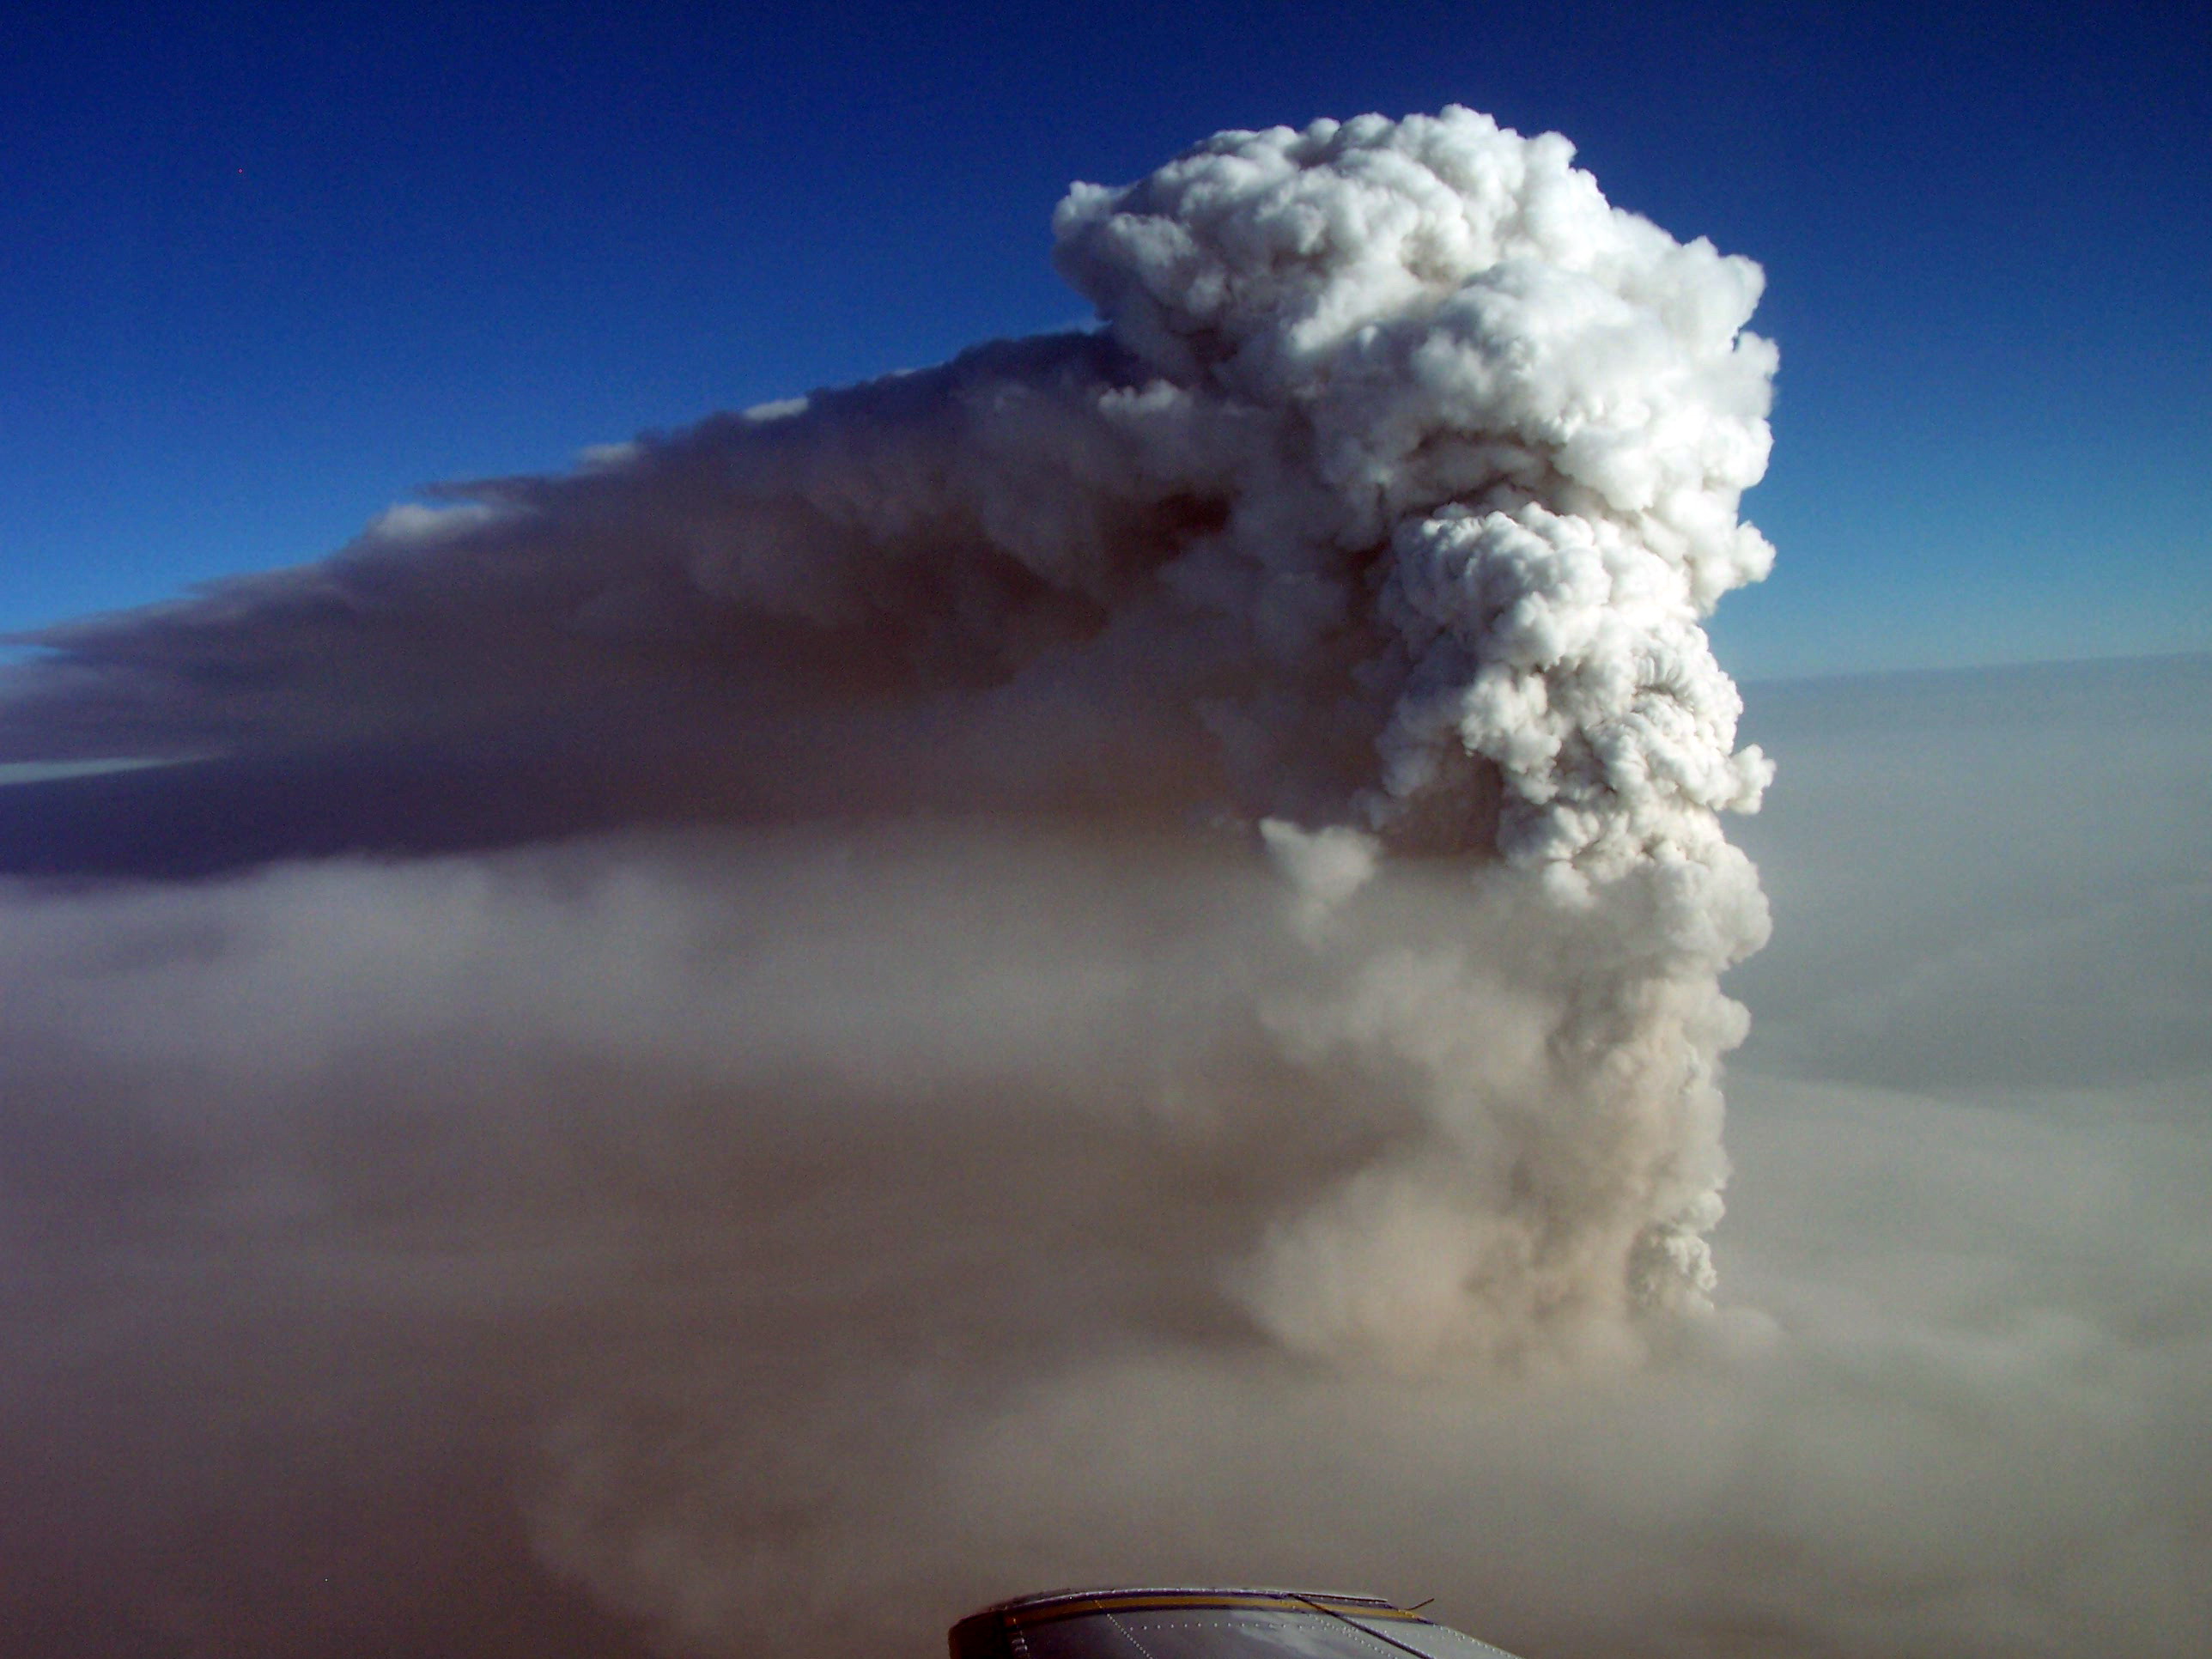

[0,108,1776,1365]
[1044,108,1779,1360]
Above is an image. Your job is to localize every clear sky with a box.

[4,0,2206,679]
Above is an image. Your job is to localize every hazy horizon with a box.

[4,648,2205,1656]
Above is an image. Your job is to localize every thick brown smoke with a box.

[1,109,1778,1344]
[0,107,1938,1659]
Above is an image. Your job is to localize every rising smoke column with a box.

[0,106,1777,1364]
[1048,107,1780,1358]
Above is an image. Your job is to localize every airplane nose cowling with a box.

[948,1586,1527,1659]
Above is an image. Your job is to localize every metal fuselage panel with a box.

[949,1588,1523,1659]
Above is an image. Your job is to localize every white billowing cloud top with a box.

[1052,106,1777,878]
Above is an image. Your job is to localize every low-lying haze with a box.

[5,656,2205,1658]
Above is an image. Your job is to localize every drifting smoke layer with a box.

[0,109,1776,1360]
[9,665,2208,1658]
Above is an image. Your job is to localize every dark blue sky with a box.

[5,0,2206,677]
